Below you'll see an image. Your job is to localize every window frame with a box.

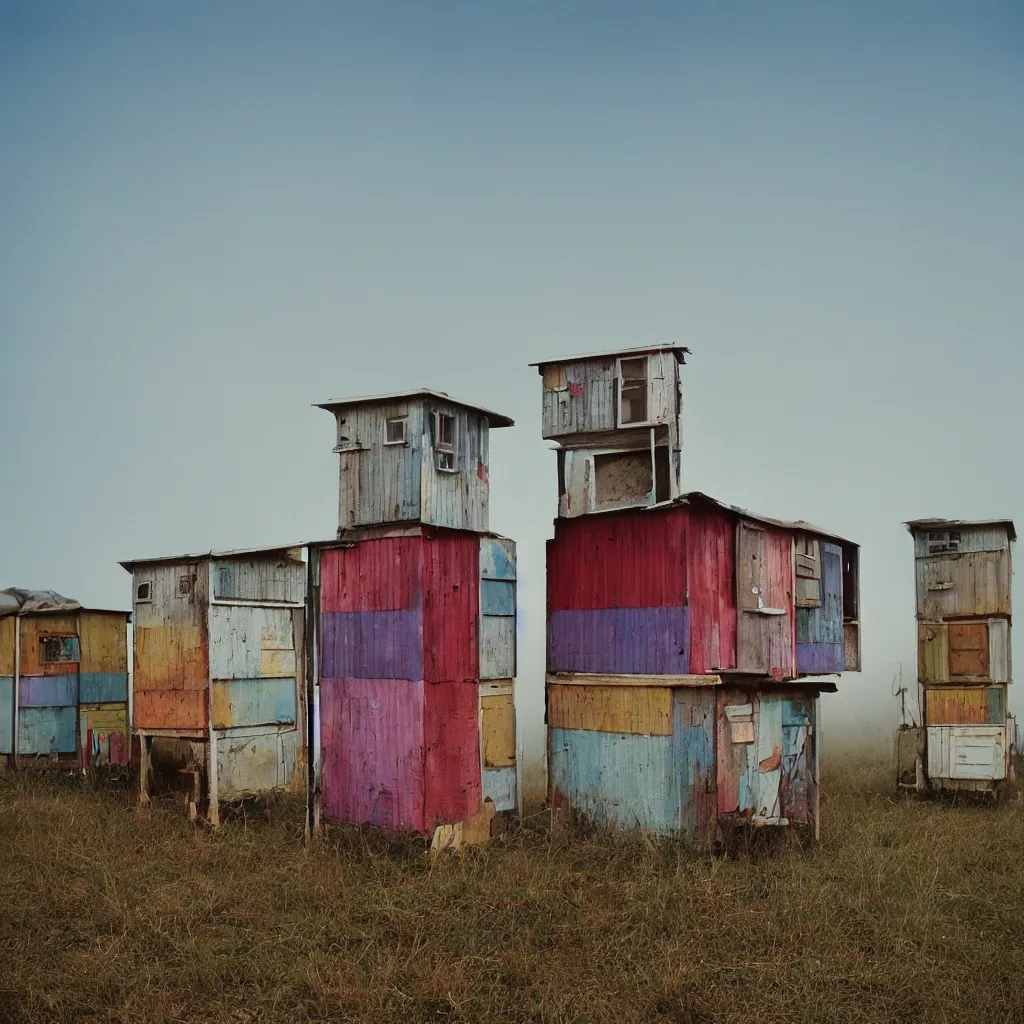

[434,411,459,473]
[384,416,408,446]
[616,355,654,428]
[135,580,153,604]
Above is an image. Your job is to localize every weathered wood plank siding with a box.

[336,401,424,529]
[672,688,717,838]
[212,554,305,604]
[795,541,845,674]
[320,675,426,831]
[735,523,795,679]
[0,677,12,755]
[133,562,209,731]
[687,506,737,673]
[547,684,674,735]
[925,685,1005,726]
[423,680,482,827]
[540,350,680,440]
[420,402,491,533]
[549,727,680,833]
[422,532,479,683]
[915,549,1012,619]
[479,537,516,680]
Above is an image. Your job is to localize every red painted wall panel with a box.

[423,680,482,827]
[687,507,738,673]
[547,507,687,612]
[422,532,479,683]
[320,538,423,613]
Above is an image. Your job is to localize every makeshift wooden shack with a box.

[0,589,131,767]
[906,518,1014,795]
[533,347,861,842]
[121,547,306,824]
[312,390,517,846]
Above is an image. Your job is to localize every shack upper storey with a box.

[531,346,688,517]
[316,390,514,534]
[905,519,1015,621]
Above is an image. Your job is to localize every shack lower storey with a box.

[918,681,1010,794]
[546,673,828,841]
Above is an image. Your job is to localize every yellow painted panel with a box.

[80,705,128,734]
[917,623,949,684]
[0,616,14,676]
[135,625,208,691]
[79,612,128,673]
[547,684,673,736]
[260,648,296,676]
[211,682,233,729]
[18,616,80,676]
[481,693,515,767]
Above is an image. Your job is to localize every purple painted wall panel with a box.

[547,607,690,674]
[320,676,425,831]
[321,611,423,680]
[18,674,78,708]
[795,643,844,674]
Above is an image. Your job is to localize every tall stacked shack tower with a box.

[532,347,861,842]
[906,519,1014,795]
[311,390,518,845]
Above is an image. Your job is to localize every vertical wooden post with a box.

[139,733,150,805]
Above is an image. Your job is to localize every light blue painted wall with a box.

[549,727,678,834]
[80,672,129,704]
[483,765,517,812]
[221,677,297,728]
[19,706,78,754]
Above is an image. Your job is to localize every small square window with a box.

[385,417,408,445]
[41,635,78,664]
[177,574,195,598]
[618,356,649,425]
[136,581,153,603]
[927,531,961,554]
[435,412,458,472]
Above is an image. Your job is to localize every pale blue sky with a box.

[2,2,1023,758]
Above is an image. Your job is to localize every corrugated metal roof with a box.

[529,344,690,368]
[119,544,306,572]
[629,491,856,546]
[904,518,1016,541]
[313,389,514,428]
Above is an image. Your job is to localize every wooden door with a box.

[736,523,767,673]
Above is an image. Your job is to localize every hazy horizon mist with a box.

[3,2,1023,766]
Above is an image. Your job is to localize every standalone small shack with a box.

[906,519,1014,794]
[0,589,131,766]
[314,389,514,532]
[533,347,861,842]
[312,390,518,846]
[121,547,306,823]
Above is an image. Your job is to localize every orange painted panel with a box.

[134,688,208,731]
[134,626,208,691]
[18,616,79,676]
[925,686,1003,726]
[0,617,14,676]
[949,622,989,678]
[79,612,128,673]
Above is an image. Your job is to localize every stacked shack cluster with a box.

[532,346,861,840]
[907,519,1014,794]
[23,343,1014,840]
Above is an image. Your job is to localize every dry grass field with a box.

[2,750,1023,1024]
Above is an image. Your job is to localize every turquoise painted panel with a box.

[222,677,296,728]
[781,697,811,728]
[755,696,784,820]
[19,706,78,754]
[672,689,716,839]
[549,727,678,834]
[481,579,515,616]
[80,672,129,704]
[987,686,1005,724]
[0,678,12,755]
[480,537,516,580]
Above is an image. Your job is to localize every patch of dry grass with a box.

[2,752,1024,1023]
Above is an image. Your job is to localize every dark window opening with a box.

[435,412,458,472]
[619,357,649,425]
